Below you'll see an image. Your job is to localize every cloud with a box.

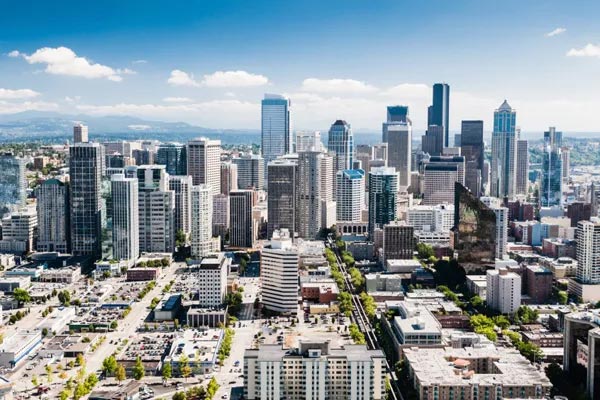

[64,96,82,103]
[163,97,193,103]
[0,88,40,100]
[132,59,147,64]
[545,27,566,37]
[566,43,600,57]
[380,83,430,99]
[0,100,58,114]
[201,70,269,87]
[301,78,377,94]
[167,69,200,87]
[13,46,127,81]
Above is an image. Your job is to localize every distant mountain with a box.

[0,111,260,144]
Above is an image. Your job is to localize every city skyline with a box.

[1,1,600,132]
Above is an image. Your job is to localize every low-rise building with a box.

[465,275,487,298]
[126,267,160,282]
[0,330,42,367]
[165,329,223,375]
[154,294,183,321]
[386,259,421,273]
[38,266,81,283]
[186,307,227,328]
[300,280,339,303]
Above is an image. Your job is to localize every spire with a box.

[498,99,512,111]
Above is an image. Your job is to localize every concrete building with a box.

[233,153,264,190]
[383,221,415,262]
[156,143,187,176]
[422,156,465,206]
[335,169,365,222]
[169,175,193,237]
[0,330,42,367]
[229,190,255,248]
[191,185,214,258]
[297,151,323,239]
[525,265,553,304]
[516,139,529,196]
[73,123,88,143]
[486,267,521,314]
[421,124,444,156]
[220,161,238,195]
[36,179,70,253]
[261,229,299,314]
[111,174,139,262]
[383,113,411,187]
[296,130,322,152]
[212,194,229,240]
[0,208,37,254]
[197,253,229,307]
[368,166,398,238]
[493,206,508,259]
[406,204,454,233]
[563,310,600,398]
[267,157,297,238]
[244,341,386,400]
[187,137,221,194]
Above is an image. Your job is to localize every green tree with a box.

[207,377,219,398]
[492,315,510,330]
[349,323,366,344]
[175,229,187,247]
[31,375,38,387]
[416,243,434,259]
[360,292,377,320]
[470,295,484,309]
[75,354,85,367]
[516,306,539,324]
[338,292,354,316]
[132,356,145,380]
[558,290,568,305]
[115,364,126,382]
[101,355,118,376]
[58,290,71,306]
[348,267,364,290]
[59,390,71,400]
[85,373,98,390]
[162,362,172,381]
[45,365,53,383]
[13,287,31,306]
[179,354,192,380]
[172,392,186,400]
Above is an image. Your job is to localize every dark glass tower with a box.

[428,83,450,147]
[541,127,563,207]
[461,120,484,196]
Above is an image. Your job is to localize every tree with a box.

[59,371,68,380]
[558,291,568,305]
[45,365,53,383]
[470,295,484,309]
[85,373,98,390]
[13,288,31,306]
[162,362,172,381]
[59,390,70,400]
[115,364,126,382]
[179,355,192,380]
[31,375,38,387]
[207,377,219,398]
[132,356,145,380]
[416,243,434,259]
[175,229,187,247]
[349,324,366,344]
[348,267,364,290]
[172,392,187,400]
[102,355,118,376]
[360,292,376,320]
[433,259,466,290]
[75,354,85,367]
[516,306,539,324]
[57,290,71,306]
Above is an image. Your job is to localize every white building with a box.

[486,267,521,314]
[296,130,322,152]
[197,253,230,307]
[187,137,221,194]
[191,185,214,258]
[0,208,37,253]
[169,175,193,237]
[493,206,508,259]
[261,229,299,313]
[335,169,365,222]
[73,123,88,143]
[406,204,454,232]
[422,156,465,206]
[111,174,139,262]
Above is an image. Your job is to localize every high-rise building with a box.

[233,153,264,190]
[515,139,529,196]
[421,125,444,156]
[383,107,411,187]
[567,202,592,228]
[36,179,70,253]
[454,134,461,147]
[156,143,187,176]
[197,253,229,307]
[137,165,175,253]
[383,221,415,263]
[491,100,517,198]
[187,137,221,194]
[327,120,354,174]
[261,229,299,314]
[295,131,322,152]
[368,166,398,238]
[111,174,139,262]
[212,194,229,240]
[492,206,508,259]
[229,190,255,248]
[190,185,214,258]
[319,153,334,203]
[297,151,323,239]
[461,120,484,196]
[561,146,570,183]
[0,153,27,217]
[70,143,104,257]
[267,158,297,238]
[132,148,154,166]
[372,143,388,164]
[262,94,291,174]
[541,127,563,207]
[73,123,88,143]
[406,204,454,233]
[169,175,193,237]
[486,267,521,314]
[220,161,238,195]
[428,83,450,147]
[576,218,600,285]
[336,169,365,222]
[422,156,465,206]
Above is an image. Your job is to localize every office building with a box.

[70,143,104,257]
[421,125,444,156]
[187,137,221,194]
[261,229,299,314]
[267,158,297,238]
[327,119,354,176]
[575,218,600,286]
[564,310,600,398]
[244,341,386,400]
[319,153,334,203]
[191,185,214,258]
[422,156,465,206]
[383,107,411,187]
[262,94,292,174]
[0,153,27,216]
[515,139,529,196]
[567,202,592,228]
[137,165,175,253]
[561,146,570,183]
[169,175,193,237]
[111,174,139,262]
[36,179,70,253]
[297,151,323,239]
[197,253,229,307]
[295,130,322,152]
[368,166,398,238]
[233,153,264,190]
[541,127,563,207]
[372,143,388,164]
[229,190,255,248]
[491,100,517,198]
[132,148,154,166]
[492,206,508,259]
[212,194,229,239]
[427,83,450,147]
[73,123,88,143]
[156,143,187,176]
[460,120,484,196]
[383,221,415,262]
[486,267,521,314]
[0,208,37,253]
[220,161,238,195]
[406,204,454,233]
[335,169,365,222]
[526,265,553,304]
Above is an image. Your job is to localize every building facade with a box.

[336,169,365,222]
[111,174,139,262]
[191,185,214,258]
[36,179,70,253]
[187,137,221,194]
[261,229,299,314]
[229,190,255,248]
[490,100,517,198]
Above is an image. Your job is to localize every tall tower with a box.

[229,190,255,248]
[490,100,517,198]
[262,94,291,178]
[111,174,139,262]
[220,161,238,195]
[327,120,354,174]
[36,179,70,253]
[267,158,298,238]
[190,185,214,258]
[336,169,365,222]
[383,106,411,188]
[541,127,563,207]
[295,131,322,152]
[297,151,323,239]
[186,137,221,194]
[368,166,399,238]
[156,143,187,176]
[233,153,264,190]
[70,143,104,257]
[261,229,299,314]
[576,218,600,284]
[73,123,89,143]
[169,175,193,237]
[515,139,529,196]
[428,83,450,147]
[461,120,484,196]
[0,153,27,216]
[421,125,444,156]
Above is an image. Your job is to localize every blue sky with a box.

[1,0,600,132]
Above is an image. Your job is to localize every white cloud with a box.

[116,68,136,75]
[301,78,377,94]
[14,46,127,81]
[132,59,147,64]
[0,88,40,100]
[64,96,82,103]
[201,70,269,87]
[545,27,566,37]
[380,83,430,99]
[163,97,193,103]
[567,43,600,57]
[0,100,58,114]
[167,69,200,87]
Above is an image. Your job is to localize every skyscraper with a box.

[0,153,27,217]
[327,120,354,174]
[461,120,484,196]
[368,166,398,238]
[561,147,570,183]
[267,158,297,238]
[383,107,411,187]
[111,174,139,262]
[541,127,563,207]
[421,125,444,156]
[295,131,322,152]
[261,94,291,173]
[336,169,365,222]
[515,139,529,196]
[422,156,465,206]
[220,161,238,195]
[297,151,323,239]
[169,175,193,236]
[187,137,221,194]
[232,153,264,190]
[212,194,229,240]
[261,229,299,314]
[428,83,450,147]
[490,100,517,198]
[70,143,104,257]
[383,221,415,263]
[229,190,255,248]
[73,123,88,143]
[156,143,187,176]
[576,218,600,284]
[190,185,214,258]
[36,179,70,253]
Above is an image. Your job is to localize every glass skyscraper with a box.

[368,166,398,238]
[490,100,517,198]
[0,153,26,217]
[261,94,291,174]
[383,106,411,187]
[327,120,354,173]
[156,143,187,176]
[461,120,484,196]
[428,83,450,147]
[541,127,563,207]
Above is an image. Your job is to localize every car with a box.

[176,383,183,390]
[228,380,236,384]
[221,395,228,399]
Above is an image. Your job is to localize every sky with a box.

[1,0,600,134]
